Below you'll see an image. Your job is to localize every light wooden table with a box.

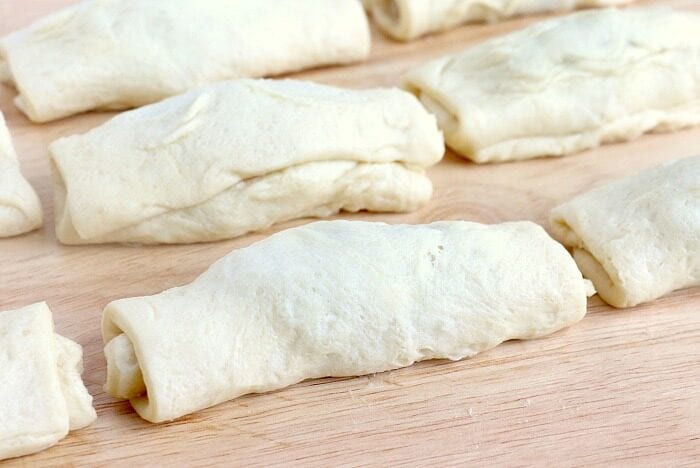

[1,1,698,466]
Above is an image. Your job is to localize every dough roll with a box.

[50,79,444,245]
[403,8,700,163]
[0,111,42,237]
[550,155,700,308]
[102,220,592,423]
[0,303,96,460]
[0,0,370,122]
[364,0,633,41]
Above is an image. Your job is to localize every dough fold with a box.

[364,0,633,41]
[50,79,444,245]
[403,8,700,162]
[102,220,592,423]
[0,0,370,122]
[0,303,96,461]
[0,111,42,237]
[550,155,700,308]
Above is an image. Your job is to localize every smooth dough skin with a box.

[0,0,370,122]
[0,303,96,461]
[364,0,634,41]
[102,220,592,423]
[403,8,700,163]
[550,155,700,308]
[50,79,444,245]
[0,111,42,237]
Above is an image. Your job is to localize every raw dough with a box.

[364,0,633,41]
[550,155,700,308]
[0,0,370,122]
[403,8,700,162]
[0,111,42,237]
[51,79,444,245]
[102,219,592,423]
[0,303,96,460]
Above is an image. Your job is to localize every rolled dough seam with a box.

[101,220,591,422]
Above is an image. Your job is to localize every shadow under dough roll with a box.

[102,220,592,423]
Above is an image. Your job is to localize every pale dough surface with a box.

[550,155,700,308]
[0,303,95,461]
[364,0,633,40]
[403,8,700,162]
[0,111,42,237]
[0,0,369,122]
[102,220,592,423]
[51,79,444,245]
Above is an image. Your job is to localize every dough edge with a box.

[52,160,433,245]
[550,215,629,307]
[0,303,96,460]
[0,112,43,237]
[100,220,594,423]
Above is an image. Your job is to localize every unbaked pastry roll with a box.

[403,8,700,162]
[0,303,96,460]
[0,0,370,122]
[550,155,700,308]
[365,0,633,41]
[0,111,42,237]
[102,220,592,422]
[50,79,444,245]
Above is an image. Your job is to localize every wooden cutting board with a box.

[1,1,698,466]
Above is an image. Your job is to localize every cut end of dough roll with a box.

[375,0,400,22]
[367,0,410,41]
[102,301,159,422]
[54,334,97,430]
[416,92,458,138]
[550,214,628,308]
[382,0,400,17]
[104,334,146,400]
[573,248,629,308]
[409,89,476,160]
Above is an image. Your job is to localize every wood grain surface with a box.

[1,1,699,466]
